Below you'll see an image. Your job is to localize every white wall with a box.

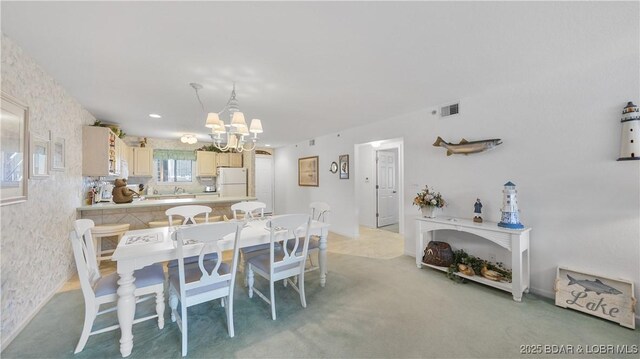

[274,51,640,303]
[1,34,94,348]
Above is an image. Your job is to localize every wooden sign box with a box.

[555,267,636,329]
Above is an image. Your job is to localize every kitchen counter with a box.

[77,196,256,229]
[142,192,219,199]
[77,196,255,211]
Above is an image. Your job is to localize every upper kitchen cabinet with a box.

[216,152,243,168]
[229,153,243,168]
[216,152,230,167]
[82,126,128,177]
[130,147,154,176]
[196,151,217,176]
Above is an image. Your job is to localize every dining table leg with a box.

[318,230,328,287]
[117,266,137,357]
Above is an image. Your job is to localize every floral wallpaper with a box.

[1,34,94,347]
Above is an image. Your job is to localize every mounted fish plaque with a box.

[555,267,636,329]
[432,137,502,156]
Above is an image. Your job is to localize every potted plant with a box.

[413,185,446,218]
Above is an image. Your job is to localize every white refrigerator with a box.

[216,168,247,197]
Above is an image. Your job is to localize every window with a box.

[156,159,193,183]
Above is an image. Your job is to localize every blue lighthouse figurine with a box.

[498,181,525,229]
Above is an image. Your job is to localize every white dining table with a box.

[111,218,330,357]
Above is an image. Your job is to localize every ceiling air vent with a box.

[441,103,459,117]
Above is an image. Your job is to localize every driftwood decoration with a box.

[433,137,502,156]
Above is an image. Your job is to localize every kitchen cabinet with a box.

[229,153,243,168]
[216,152,243,168]
[130,147,153,176]
[216,152,230,167]
[82,126,126,177]
[196,151,217,176]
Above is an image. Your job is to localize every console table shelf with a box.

[416,216,531,301]
[421,262,513,292]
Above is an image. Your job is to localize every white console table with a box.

[415,217,531,302]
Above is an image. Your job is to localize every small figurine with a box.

[473,198,483,223]
[112,178,139,204]
[498,181,525,229]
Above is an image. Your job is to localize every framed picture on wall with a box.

[30,132,50,179]
[298,156,319,187]
[1,93,29,206]
[339,154,349,179]
[51,135,65,171]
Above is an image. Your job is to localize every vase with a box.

[421,206,438,218]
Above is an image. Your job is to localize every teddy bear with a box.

[112,178,138,204]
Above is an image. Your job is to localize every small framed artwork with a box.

[30,132,50,178]
[1,93,29,205]
[339,154,349,179]
[298,156,319,187]
[51,135,65,171]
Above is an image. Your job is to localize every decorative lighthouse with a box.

[498,181,524,229]
[618,101,640,161]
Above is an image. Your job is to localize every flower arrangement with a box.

[413,185,446,208]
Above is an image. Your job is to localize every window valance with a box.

[153,149,196,161]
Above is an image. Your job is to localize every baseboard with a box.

[1,272,73,351]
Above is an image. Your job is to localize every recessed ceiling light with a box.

[265,144,271,147]
[149,113,162,118]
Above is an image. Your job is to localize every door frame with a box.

[354,138,405,236]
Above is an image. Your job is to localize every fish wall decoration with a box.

[433,136,502,156]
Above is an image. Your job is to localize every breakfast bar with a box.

[76,196,257,230]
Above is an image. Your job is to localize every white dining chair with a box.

[247,214,312,320]
[168,221,243,357]
[70,219,165,354]
[286,202,330,274]
[166,205,212,226]
[232,201,269,283]
[231,201,266,220]
[166,205,215,270]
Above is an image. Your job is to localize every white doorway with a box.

[255,155,274,213]
[354,138,404,237]
[376,149,399,228]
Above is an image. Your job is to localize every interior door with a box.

[376,150,399,227]
[255,156,274,213]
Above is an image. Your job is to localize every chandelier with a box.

[190,82,263,152]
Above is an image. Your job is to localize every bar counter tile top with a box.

[142,192,220,199]
[77,196,256,211]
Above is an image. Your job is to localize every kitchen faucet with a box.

[174,186,185,194]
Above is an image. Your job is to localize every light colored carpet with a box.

[327,227,404,260]
[378,223,400,233]
[5,230,638,358]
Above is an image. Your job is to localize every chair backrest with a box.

[266,214,311,272]
[166,205,212,226]
[309,202,330,223]
[70,219,101,302]
[231,201,266,220]
[173,222,243,299]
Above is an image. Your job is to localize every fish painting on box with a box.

[555,267,635,329]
